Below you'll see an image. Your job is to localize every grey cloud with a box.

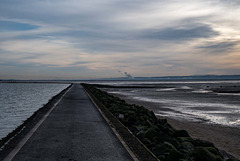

[142,63,160,66]
[198,41,238,49]
[219,0,240,6]
[0,0,219,54]
[142,59,188,69]
[0,20,38,31]
[197,41,239,54]
[70,61,89,66]
[75,40,145,53]
[142,24,219,41]
[0,0,145,27]
[58,29,129,40]
[23,54,48,60]
[52,66,90,73]
[0,60,91,79]
[0,60,53,68]
[1,0,240,79]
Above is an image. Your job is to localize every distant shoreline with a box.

[1,74,240,82]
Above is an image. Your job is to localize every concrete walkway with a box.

[10,84,133,161]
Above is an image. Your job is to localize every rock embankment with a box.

[83,84,239,161]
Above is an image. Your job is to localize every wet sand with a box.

[112,93,240,159]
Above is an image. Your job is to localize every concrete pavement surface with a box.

[10,84,133,161]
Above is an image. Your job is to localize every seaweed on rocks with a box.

[83,84,239,161]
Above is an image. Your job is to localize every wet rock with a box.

[158,118,168,125]
[128,126,138,134]
[157,155,165,160]
[152,142,176,157]
[156,123,174,135]
[118,113,124,119]
[142,138,152,146]
[134,125,147,131]
[179,159,194,161]
[135,119,146,126]
[136,130,145,139]
[166,149,185,161]
[146,120,154,126]
[154,134,179,148]
[192,139,215,147]
[144,127,158,141]
[192,147,224,161]
[148,111,158,122]
[180,141,195,153]
[205,147,222,156]
[226,159,240,161]
[177,137,195,143]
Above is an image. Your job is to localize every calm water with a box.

[0,83,70,140]
[96,80,240,128]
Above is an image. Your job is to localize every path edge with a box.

[0,84,73,161]
[82,84,159,161]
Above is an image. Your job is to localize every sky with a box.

[0,0,240,79]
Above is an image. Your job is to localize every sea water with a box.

[0,83,70,140]
[96,80,240,128]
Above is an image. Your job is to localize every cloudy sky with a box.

[0,0,240,79]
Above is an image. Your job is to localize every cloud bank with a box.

[0,0,240,79]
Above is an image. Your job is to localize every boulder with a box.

[157,155,166,160]
[136,130,145,139]
[144,126,159,141]
[177,137,195,143]
[154,134,180,148]
[205,147,222,156]
[192,147,223,161]
[142,138,152,146]
[118,113,124,119]
[158,118,168,125]
[226,159,240,161]
[192,139,215,147]
[166,149,185,161]
[180,141,195,153]
[152,142,177,157]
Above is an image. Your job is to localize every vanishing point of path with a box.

[7,84,133,161]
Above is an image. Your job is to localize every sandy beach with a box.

[112,93,240,159]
